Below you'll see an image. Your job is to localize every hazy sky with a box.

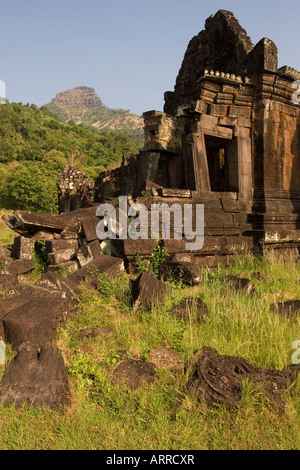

[1,0,299,116]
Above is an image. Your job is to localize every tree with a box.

[2,161,59,213]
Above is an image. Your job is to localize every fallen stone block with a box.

[187,346,298,411]
[2,208,98,235]
[111,238,159,259]
[44,239,78,253]
[62,205,98,221]
[0,296,31,318]
[0,342,70,408]
[60,231,79,240]
[68,255,125,287]
[11,235,33,260]
[2,211,67,234]
[47,260,78,275]
[111,359,156,389]
[36,272,80,303]
[81,217,100,242]
[47,248,77,265]
[131,272,169,311]
[270,300,300,317]
[0,297,32,337]
[225,274,257,294]
[60,222,81,240]
[158,259,202,285]
[0,273,20,297]
[171,297,208,323]
[2,297,70,348]
[17,284,71,301]
[1,259,35,276]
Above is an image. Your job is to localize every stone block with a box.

[11,236,33,260]
[47,248,76,265]
[0,274,19,298]
[149,348,184,373]
[1,259,35,276]
[229,106,251,118]
[111,359,156,389]
[45,239,78,253]
[81,217,100,242]
[193,100,208,114]
[47,260,78,275]
[0,342,70,408]
[158,260,202,285]
[2,297,70,348]
[210,104,228,117]
[68,255,125,286]
[36,272,80,303]
[131,272,168,310]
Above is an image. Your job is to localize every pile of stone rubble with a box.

[0,207,299,410]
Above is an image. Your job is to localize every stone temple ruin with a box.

[0,9,300,409]
[4,9,300,272]
[91,9,300,268]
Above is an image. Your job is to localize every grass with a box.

[0,210,17,246]
[0,251,300,449]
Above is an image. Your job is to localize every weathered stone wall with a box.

[58,165,94,213]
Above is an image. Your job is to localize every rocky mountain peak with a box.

[44,86,144,142]
[51,87,105,120]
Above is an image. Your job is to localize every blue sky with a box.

[1,0,299,116]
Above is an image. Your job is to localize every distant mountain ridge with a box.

[43,86,144,142]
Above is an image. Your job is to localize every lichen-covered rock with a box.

[111,359,156,389]
[188,347,298,411]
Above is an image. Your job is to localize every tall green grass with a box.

[0,252,300,450]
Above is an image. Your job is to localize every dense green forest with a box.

[0,102,142,213]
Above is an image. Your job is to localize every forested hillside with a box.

[0,101,143,213]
